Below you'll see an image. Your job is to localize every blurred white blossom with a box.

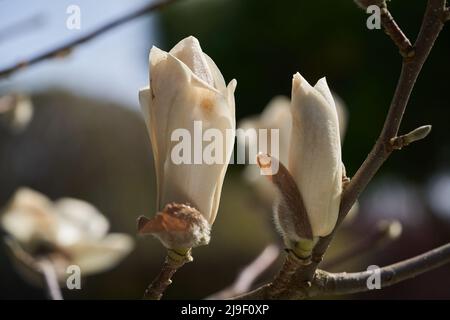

[1,188,134,284]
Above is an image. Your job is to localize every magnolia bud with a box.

[138,36,236,249]
[289,73,342,237]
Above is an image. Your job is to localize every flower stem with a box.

[143,249,192,300]
[38,260,63,300]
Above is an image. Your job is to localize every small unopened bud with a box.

[390,125,432,149]
[137,203,211,250]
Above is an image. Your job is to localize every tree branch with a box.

[236,242,450,299]
[312,242,450,297]
[355,0,414,57]
[0,0,180,78]
[143,249,192,300]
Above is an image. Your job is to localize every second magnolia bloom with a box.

[289,73,342,237]
[139,36,236,249]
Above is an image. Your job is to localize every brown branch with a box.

[143,249,192,300]
[207,244,280,300]
[235,0,448,299]
[0,0,180,78]
[355,0,414,57]
[380,4,414,57]
[311,242,450,297]
[237,242,450,299]
[234,251,315,300]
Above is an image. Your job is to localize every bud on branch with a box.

[389,125,432,150]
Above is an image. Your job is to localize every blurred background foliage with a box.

[0,0,449,299]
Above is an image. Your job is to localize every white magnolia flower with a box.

[1,188,134,282]
[289,73,343,237]
[240,90,349,215]
[138,36,236,249]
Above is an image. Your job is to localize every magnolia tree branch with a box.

[235,242,450,299]
[143,250,192,300]
[0,0,180,78]
[310,242,450,297]
[355,0,414,57]
[234,0,448,300]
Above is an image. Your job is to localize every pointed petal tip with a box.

[314,76,328,88]
[292,72,311,94]
[227,79,237,92]
[182,35,200,45]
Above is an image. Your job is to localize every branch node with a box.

[380,6,414,58]
[143,248,192,300]
[266,251,304,298]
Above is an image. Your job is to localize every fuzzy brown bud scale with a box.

[137,203,211,249]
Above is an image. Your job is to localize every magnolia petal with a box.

[313,77,335,109]
[66,233,134,275]
[314,78,348,141]
[204,53,227,93]
[143,51,192,211]
[1,188,58,247]
[289,73,342,237]
[169,36,214,87]
[160,89,234,223]
[53,198,109,245]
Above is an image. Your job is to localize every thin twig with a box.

[355,0,414,57]
[0,0,180,78]
[236,242,450,299]
[311,242,450,297]
[380,4,415,57]
[37,259,63,300]
[207,244,280,300]
[143,249,192,300]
